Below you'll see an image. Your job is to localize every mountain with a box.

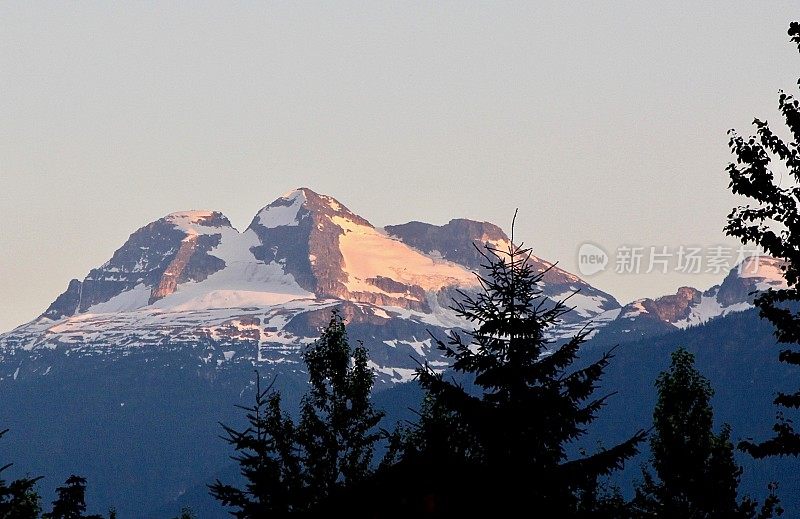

[557,255,789,346]
[385,219,621,320]
[0,188,620,386]
[7,188,778,372]
[0,188,791,516]
[621,255,785,328]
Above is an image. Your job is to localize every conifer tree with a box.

[405,220,645,516]
[0,428,41,519]
[170,506,195,519]
[208,376,302,517]
[210,310,384,516]
[725,21,800,459]
[633,348,781,518]
[44,475,103,519]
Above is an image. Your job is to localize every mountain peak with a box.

[605,255,788,335]
[735,255,786,287]
[249,188,371,232]
[713,255,787,307]
[34,189,622,332]
[163,211,234,233]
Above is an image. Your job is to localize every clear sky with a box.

[2,2,799,332]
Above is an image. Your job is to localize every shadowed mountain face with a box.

[581,308,800,516]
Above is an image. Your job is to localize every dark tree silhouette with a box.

[210,310,383,516]
[725,21,800,459]
[396,220,646,516]
[44,475,102,519]
[0,428,41,519]
[633,348,781,518]
[170,506,196,519]
[208,376,302,517]
[297,310,383,509]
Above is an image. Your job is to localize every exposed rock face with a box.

[77,219,187,312]
[283,301,392,335]
[175,233,226,285]
[367,276,428,303]
[248,192,325,294]
[247,189,378,300]
[247,189,472,312]
[595,256,790,344]
[386,219,573,284]
[385,219,508,270]
[386,218,621,319]
[716,256,787,307]
[42,211,231,318]
[149,235,200,304]
[642,287,702,323]
[42,278,83,320]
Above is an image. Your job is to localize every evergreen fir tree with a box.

[44,475,103,519]
[0,428,41,519]
[633,348,781,518]
[208,375,302,517]
[402,219,645,516]
[170,506,195,519]
[210,310,384,516]
[725,21,800,459]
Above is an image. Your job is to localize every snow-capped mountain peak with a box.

[575,255,789,343]
[735,255,787,290]
[3,188,621,386]
[251,189,308,230]
[20,186,786,381]
[163,210,234,234]
[249,188,371,232]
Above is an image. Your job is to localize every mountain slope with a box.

[386,219,621,320]
[0,188,625,516]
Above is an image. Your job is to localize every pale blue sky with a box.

[2,2,799,331]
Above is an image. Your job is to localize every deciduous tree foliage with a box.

[297,311,383,506]
[725,21,800,459]
[633,348,781,518]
